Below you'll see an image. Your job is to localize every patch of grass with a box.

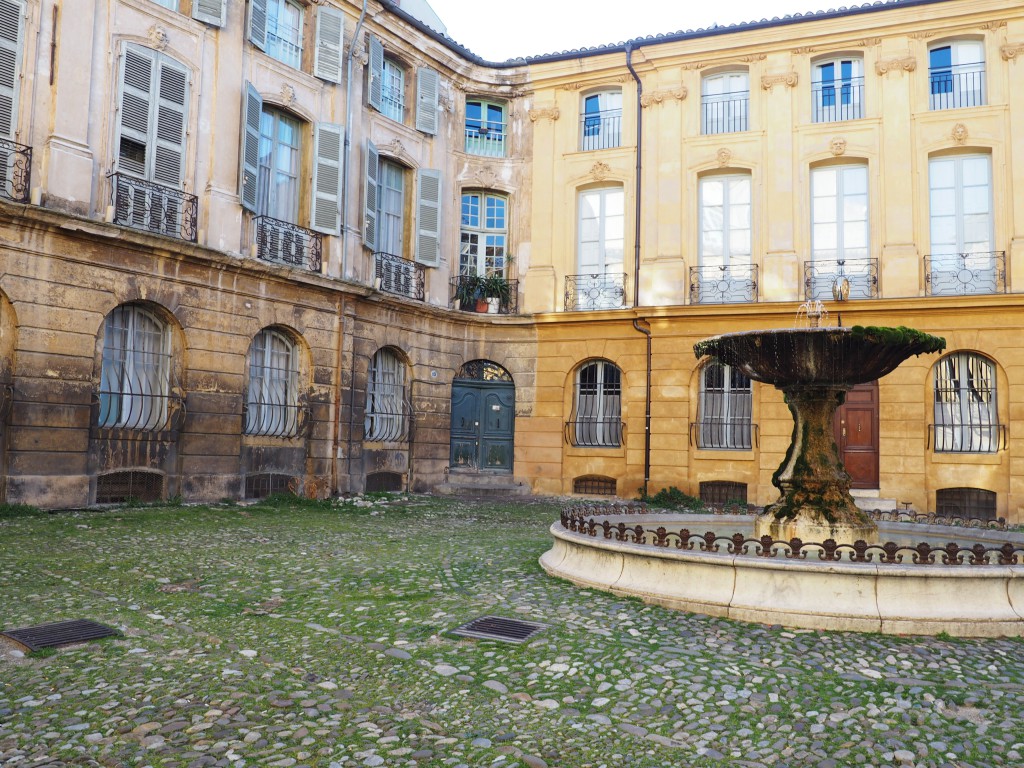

[0,502,43,518]
[638,485,706,512]
[26,646,57,658]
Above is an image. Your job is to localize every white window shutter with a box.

[415,67,439,135]
[152,58,189,187]
[192,0,226,27]
[311,123,343,235]
[363,140,379,250]
[416,169,441,266]
[368,35,383,112]
[248,0,267,52]
[117,45,154,177]
[313,5,344,84]
[0,0,24,139]
[239,82,262,212]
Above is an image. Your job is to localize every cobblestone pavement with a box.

[1,495,1023,768]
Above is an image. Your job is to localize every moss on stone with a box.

[849,325,946,352]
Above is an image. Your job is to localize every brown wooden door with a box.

[834,381,879,489]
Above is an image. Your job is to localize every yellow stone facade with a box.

[0,0,1022,523]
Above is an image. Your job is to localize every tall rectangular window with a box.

[257,108,301,223]
[698,363,752,450]
[377,159,404,256]
[580,90,621,151]
[98,305,172,431]
[812,58,863,122]
[465,100,505,157]
[365,348,407,442]
[381,58,404,122]
[701,72,748,135]
[266,0,303,70]
[928,154,994,295]
[575,186,625,309]
[696,174,753,304]
[460,192,507,277]
[245,328,298,438]
[809,164,870,299]
[933,352,998,453]
[570,361,622,447]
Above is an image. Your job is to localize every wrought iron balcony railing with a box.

[811,77,864,122]
[564,418,624,448]
[243,397,309,439]
[929,64,985,110]
[689,264,759,304]
[94,387,184,433]
[254,215,322,272]
[924,251,1005,296]
[375,251,425,301]
[109,173,198,242]
[701,91,749,135]
[803,258,878,301]
[449,275,519,314]
[365,391,412,443]
[464,122,506,157]
[928,423,1006,453]
[0,138,31,203]
[580,110,622,151]
[564,273,627,311]
[689,421,759,450]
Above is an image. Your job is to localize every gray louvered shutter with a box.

[0,0,24,139]
[117,46,154,177]
[415,169,441,266]
[239,82,262,212]
[311,123,343,234]
[248,0,267,52]
[192,0,226,27]
[313,5,344,83]
[363,140,379,250]
[415,67,438,135]
[152,58,189,187]
[367,35,383,112]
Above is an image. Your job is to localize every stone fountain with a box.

[693,311,945,543]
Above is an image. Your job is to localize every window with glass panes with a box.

[698,362,752,450]
[929,41,985,110]
[465,100,505,156]
[460,192,507,277]
[257,108,301,223]
[381,58,404,122]
[928,154,994,295]
[812,57,863,122]
[933,352,998,453]
[701,71,748,134]
[98,304,172,432]
[571,360,622,448]
[266,0,303,70]
[376,160,405,256]
[245,328,299,438]
[699,174,751,270]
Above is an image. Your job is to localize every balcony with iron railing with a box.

[701,91,749,135]
[564,273,627,311]
[929,63,985,110]
[689,264,759,304]
[449,274,519,314]
[579,110,622,151]
[109,173,198,242]
[254,215,322,272]
[803,258,878,301]
[811,77,864,123]
[0,138,31,204]
[464,121,506,157]
[924,251,1005,296]
[375,251,425,301]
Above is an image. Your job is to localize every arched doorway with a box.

[450,360,514,473]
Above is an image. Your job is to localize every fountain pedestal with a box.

[754,383,877,543]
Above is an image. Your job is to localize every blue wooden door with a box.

[450,380,514,472]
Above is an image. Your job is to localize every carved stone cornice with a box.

[1000,43,1024,61]
[875,56,916,76]
[761,71,798,91]
[639,86,687,107]
[908,31,936,40]
[379,138,418,168]
[857,38,882,47]
[560,76,629,91]
[981,20,1007,31]
[528,106,560,122]
[791,46,817,56]
[829,137,847,157]
[951,122,968,146]
[680,62,705,70]
[737,53,767,63]
[589,161,612,181]
[716,148,732,168]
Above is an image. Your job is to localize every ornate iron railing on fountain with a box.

[564,273,627,311]
[866,507,1007,531]
[559,505,1024,567]
[0,138,31,203]
[109,173,198,242]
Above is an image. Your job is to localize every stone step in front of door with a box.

[850,489,899,512]
[435,475,531,497]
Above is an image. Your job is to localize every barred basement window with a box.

[95,470,164,504]
[935,487,996,521]
[573,475,617,496]
[366,471,403,492]
[245,472,296,499]
[699,481,747,507]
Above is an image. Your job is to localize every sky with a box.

[425,0,842,61]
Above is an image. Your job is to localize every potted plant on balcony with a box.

[480,273,512,314]
[454,274,484,312]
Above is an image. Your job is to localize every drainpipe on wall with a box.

[625,44,651,496]
[340,0,370,282]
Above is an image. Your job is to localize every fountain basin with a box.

[540,513,1024,637]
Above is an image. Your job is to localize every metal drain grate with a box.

[1,619,120,651]
[450,615,547,644]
